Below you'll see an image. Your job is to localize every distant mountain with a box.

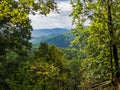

[31,32,75,48]
[31,28,69,37]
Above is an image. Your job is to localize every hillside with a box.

[31,32,75,48]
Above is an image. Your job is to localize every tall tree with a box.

[70,0,120,88]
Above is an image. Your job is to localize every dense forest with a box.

[0,0,120,90]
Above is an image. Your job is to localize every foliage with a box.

[0,42,85,90]
[0,0,57,89]
[70,0,120,89]
[0,0,32,57]
[0,0,57,57]
[6,43,81,90]
[1,0,120,89]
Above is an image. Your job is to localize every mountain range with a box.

[31,28,75,48]
[31,28,69,37]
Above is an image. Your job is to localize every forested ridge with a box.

[0,0,120,90]
[31,32,75,48]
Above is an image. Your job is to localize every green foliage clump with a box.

[70,0,120,89]
[0,0,57,89]
[8,43,79,90]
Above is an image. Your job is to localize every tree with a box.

[70,0,120,88]
[0,0,57,89]
[34,42,64,68]
[10,43,72,90]
[0,0,57,57]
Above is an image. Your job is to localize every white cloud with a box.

[29,1,73,29]
[58,1,72,13]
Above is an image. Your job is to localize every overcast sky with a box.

[29,0,73,29]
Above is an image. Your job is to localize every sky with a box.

[29,0,73,29]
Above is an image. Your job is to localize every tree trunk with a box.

[107,0,119,79]
[113,44,119,73]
